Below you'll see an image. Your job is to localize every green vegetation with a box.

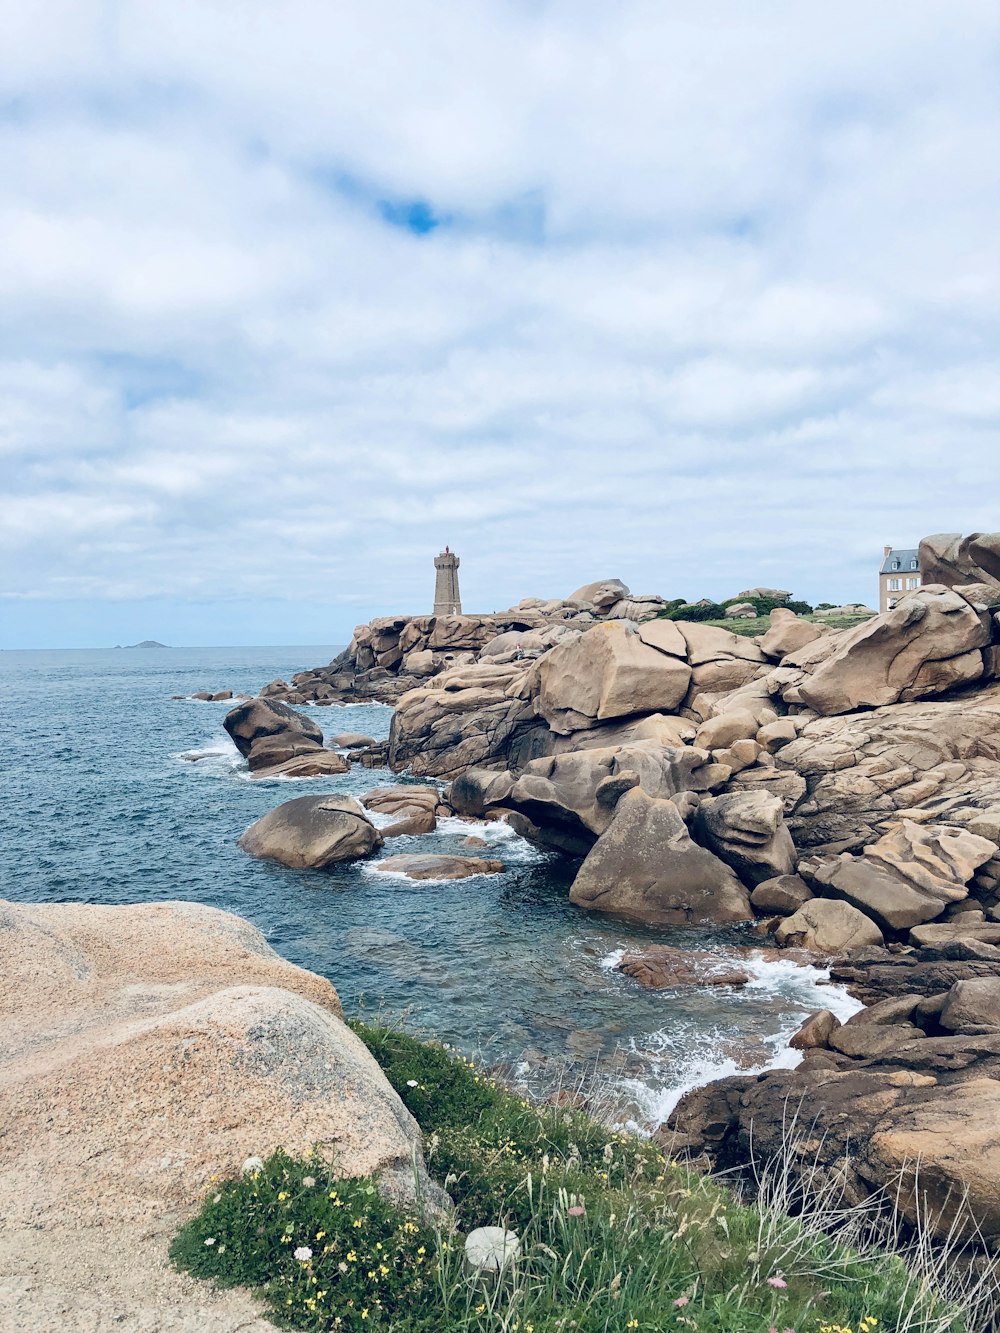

[171,1021,970,1332]
[661,593,813,623]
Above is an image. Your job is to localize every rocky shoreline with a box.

[230,531,1000,1261]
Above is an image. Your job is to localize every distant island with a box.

[114,640,169,649]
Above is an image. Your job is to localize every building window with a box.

[888,578,902,591]
[891,560,900,570]
[910,559,918,569]
[906,577,919,589]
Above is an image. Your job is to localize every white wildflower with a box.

[240,1156,264,1177]
[204,1237,216,1246]
[406,1079,419,1087]
[302,1175,316,1188]
[294,1246,313,1263]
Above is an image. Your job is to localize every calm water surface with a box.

[0,645,860,1123]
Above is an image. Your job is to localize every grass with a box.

[171,1020,980,1332]
[694,613,875,639]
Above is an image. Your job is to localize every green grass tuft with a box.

[170,1020,971,1332]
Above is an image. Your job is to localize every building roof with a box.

[880,548,920,575]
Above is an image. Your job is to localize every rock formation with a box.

[567,788,753,926]
[238,795,383,869]
[227,530,1000,1259]
[223,697,333,777]
[0,898,443,1328]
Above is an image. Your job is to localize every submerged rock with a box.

[616,945,751,990]
[371,854,504,881]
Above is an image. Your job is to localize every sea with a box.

[0,644,861,1125]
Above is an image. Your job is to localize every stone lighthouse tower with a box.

[433,547,462,615]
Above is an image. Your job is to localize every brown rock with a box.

[789,1009,841,1049]
[616,944,750,990]
[829,1022,925,1058]
[0,898,443,1329]
[759,614,824,661]
[569,787,752,927]
[251,750,351,780]
[797,586,988,716]
[224,696,323,758]
[382,812,438,838]
[371,854,504,880]
[939,977,1000,1033]
[498,740,717,854]
[693,710,760,751]
[330,732,378,748]
[238,795,382,869]
[695,790,797,887]
[750,874,813,915]
[865,1078,1000,1243]
[530,621,691,734]
[362,786,441,819]
[775,899,884,953]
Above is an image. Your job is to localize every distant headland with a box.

[114,640,169,649]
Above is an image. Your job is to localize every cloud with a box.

[1,0,999,645]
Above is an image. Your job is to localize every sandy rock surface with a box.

[0,899,437,1332]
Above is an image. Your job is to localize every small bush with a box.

[664,601,728,621]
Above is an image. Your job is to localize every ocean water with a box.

[0,644,860,1124]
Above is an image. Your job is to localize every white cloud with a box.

[1,0,999,640]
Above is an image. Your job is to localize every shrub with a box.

[664,601,728,621]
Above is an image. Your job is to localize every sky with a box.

[2,1,999,648]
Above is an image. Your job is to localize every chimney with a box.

[884,545,892,558]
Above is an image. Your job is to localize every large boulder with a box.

[694,790,797,887]
[918,532,1000,601]
[674,622,767,695]
[223,697,325,771]
[493,739,723,854]
[528,621,691,734]
[566,578,630,609]
[0,898,443,1328]
[238,795,383,869]
[388,660,538,778]
[568,788,752,926]
[863,1078,1000,1244]
[807,821,996,933]
[251,750,351,780]
[774,898,884,952]
[796,586,989,716]
[361,786,442,820]
[759,610,825,661]
[939,977,1000,1033]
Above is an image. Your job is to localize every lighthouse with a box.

[433,547,462,615]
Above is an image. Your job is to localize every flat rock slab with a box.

[616,944,751,990]
[372,854,505,880]
[251,750,351,780]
